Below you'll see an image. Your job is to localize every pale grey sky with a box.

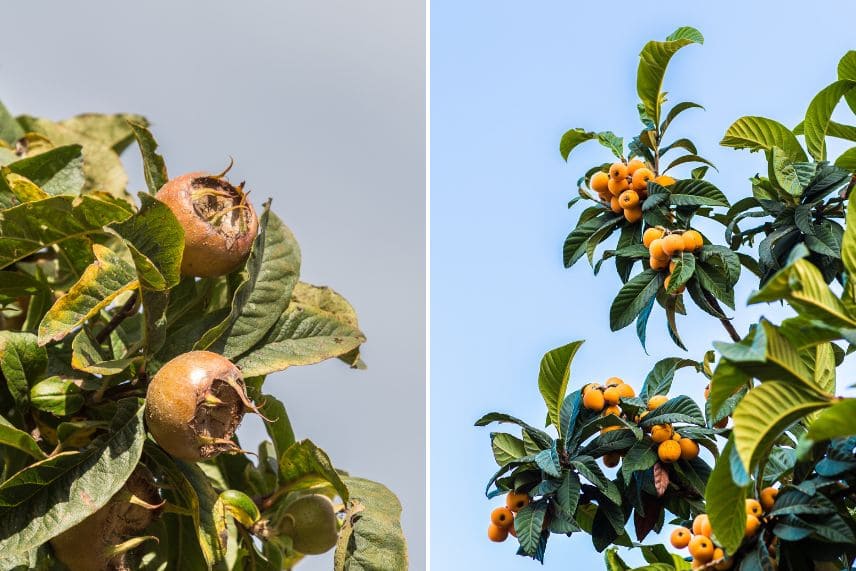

[2,1,425,568]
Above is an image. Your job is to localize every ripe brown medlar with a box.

[155,169,258,277]
[50,465,161,571]
[145,350,260,461]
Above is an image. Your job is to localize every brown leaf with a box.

[653,462,670,497]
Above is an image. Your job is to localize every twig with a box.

[95,291,139,344]
[705,294,742,343]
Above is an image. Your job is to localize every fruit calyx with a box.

[145,351,263,461]
[50,465,162,571]
[155,165,259,277]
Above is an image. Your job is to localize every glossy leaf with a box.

[721,116,807,163]
[538,340,584,432]
[705,439,749,554]
[732,381,830,470]
[637,28,703,126]
[560,128,595,161]
[609,269,661,331]
[804,79,856,161]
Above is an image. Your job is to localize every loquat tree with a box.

[478,27,856,570]
[0,105,407,569]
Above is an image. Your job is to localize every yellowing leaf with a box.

[38,244,138,345]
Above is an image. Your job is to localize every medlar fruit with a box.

[155,170,258,277]
[279,494,339,555]
[145,350,258,461]
[50,465,161,571]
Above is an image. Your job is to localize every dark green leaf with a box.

[609,269,660,331]
[127,121,168,195]
[0,399,145,555]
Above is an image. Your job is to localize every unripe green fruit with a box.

[51,465,161,571]
[155,171,259,277]
[145,351,255,461]
[279,494,339,555]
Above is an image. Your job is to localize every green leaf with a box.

[475,412,552,449]
[0,331,46,415]
[804,398,856,442]
[289,282,365,369]
[538,340,584,432]
[640,357,697,398]
[665,179,729,207]
[109,193,184,290]
[0,101,23,145]
[609,269,660,331]
[750,259,855,328]
[843,186,856,277]
[804,80,856,161]
[199,208,302,358]
[0,193,133,270]
[708,359,750,423]
[620,440,657,483]
[38,244,138,345]
[639,395,705,427]
[233,303,365,377]
[278,439,349,502]
[491,432,526,465]
[666,252,695,294]
[660,102,703,135]
[0,415,45,459]
[663,154,716,173]
[564,214,618,268]
[127,121,168,195]
[560,129,595,161]
[0,398,145,555]
[705,438,749,554]
[835,146,856,171]
[142,443,208,568]
[4,145,84,196]
[809,342,836,395]
[70,327,135,375]
[721,116,807,163]
[732,381,831,471]
[555,470,581,519]
[29,376,83,416]
[514,500,548,556]
[596,131,624,160]
[334,477,407,571]
[258,394,296,479]
[175,460,229,568]
[637,28,703,126]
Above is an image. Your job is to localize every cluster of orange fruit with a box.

[487,490,530,543]
[669,489,778,570]
[649,419,699,463]
[642,227,704,293]
[590,160,674,224]
[582,380,699,467]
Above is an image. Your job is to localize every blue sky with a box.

[430,2,856,569]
